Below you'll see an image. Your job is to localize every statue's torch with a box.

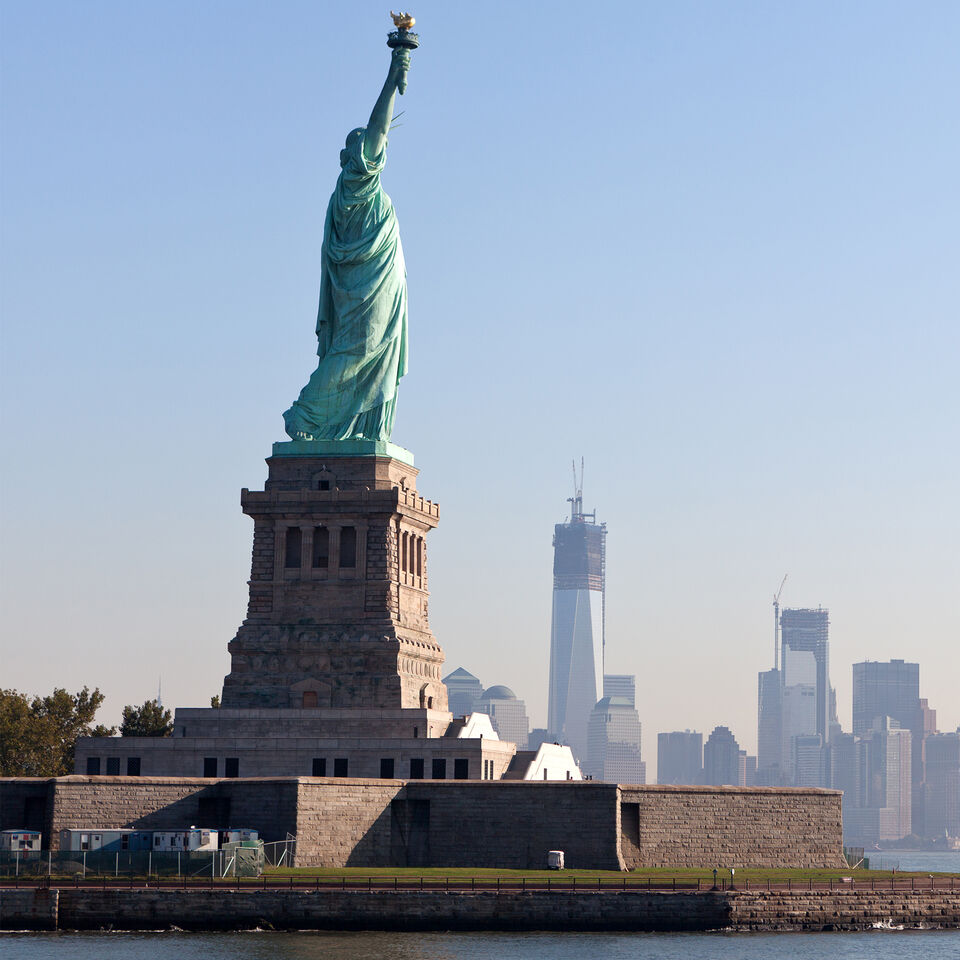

[387,11,419,95]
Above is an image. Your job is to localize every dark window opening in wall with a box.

[340,527,357,568]
[302,690,318,708]
[312,758,326,777]
[380,758,395,778]
[454,758,469,780]
[409,758,425,779]
[199,796,230,824]
[126,757,141,777]
[23,797,45,831]
[318,479,330,491]
[285,526,302,568]
[225,758,240,778]
[106,757,120,776]
[432,758,446,780]
[333,758,348,777]
[121,833,129,850]
[203,757,218,778]
[413,726,418,738]
[401,532,408,573]
[312,526,329,568]
[416,538,423,577]
[408,536,415,576]
[86,757,101,776]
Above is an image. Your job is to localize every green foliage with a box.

[210,695,221,708]
[0,686,108,776]
[119,699,173,737]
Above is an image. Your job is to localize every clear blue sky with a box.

[2,2,958,776]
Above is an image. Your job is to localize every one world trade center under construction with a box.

[547,464,606,763]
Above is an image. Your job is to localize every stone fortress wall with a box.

[619,785,845,869]
[0,777,845,870]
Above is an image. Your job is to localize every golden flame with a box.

[390,11,415,30]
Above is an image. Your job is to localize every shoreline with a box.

[2,888,959,933]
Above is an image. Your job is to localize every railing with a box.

[1,868,957,894]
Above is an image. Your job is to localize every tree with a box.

[120,699,173,737]
[0,686,109,777]
[210,695,220,708]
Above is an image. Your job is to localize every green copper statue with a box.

[283,16,418,443]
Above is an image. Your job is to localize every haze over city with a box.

[2,2,958,780]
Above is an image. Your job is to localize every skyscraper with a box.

[847,717,913,844]
[829,730,858,837]
[780,607,831,786]
[603,674,635,707]
[657,731,703,785]
[852,660,921,737]
[703,726,741,786]
[923,731,960,839]
[584,697,644,783]
[756,668,782,785]
[443,667,483,718]
[547,472,606,762]
[475,685,530,749]
[852,659,927,837]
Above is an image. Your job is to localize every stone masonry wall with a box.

[3,777,844,870]
[295,779,403,867]
[399,781,623,871]
[290,780,622,868]
[5,888,959,933]
[43,777,299,848]
[728,889,960,931]
[621,785,845,868]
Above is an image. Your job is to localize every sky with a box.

[2,2,958,780]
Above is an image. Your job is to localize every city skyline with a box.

[2,4,958,773]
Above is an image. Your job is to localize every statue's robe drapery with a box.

[283,131,407,441]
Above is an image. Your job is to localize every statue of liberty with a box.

[283,24,416,443]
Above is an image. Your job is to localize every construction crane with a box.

[567,457,584,522]
[773,574,788,670]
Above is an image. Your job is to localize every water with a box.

[868,850,960,873]
[3,931,960,959]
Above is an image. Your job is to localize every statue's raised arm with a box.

[364,47,410,162]
[282,18,419,446]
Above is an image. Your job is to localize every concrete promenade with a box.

[2,884,959,932]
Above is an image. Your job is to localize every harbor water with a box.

[867,850,960,873]
[3,930,960,959]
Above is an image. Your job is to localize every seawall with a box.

[2,888,959,932]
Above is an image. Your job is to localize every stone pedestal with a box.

[221,443,448,711]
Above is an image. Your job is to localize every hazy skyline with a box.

[2,3,958,780]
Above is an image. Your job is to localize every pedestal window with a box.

[284,527,302,568]
[340,527,357,568]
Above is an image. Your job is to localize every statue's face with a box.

[340,127,365,167]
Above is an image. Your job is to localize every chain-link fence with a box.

[0,844,264,879]
[262,838,296,868]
